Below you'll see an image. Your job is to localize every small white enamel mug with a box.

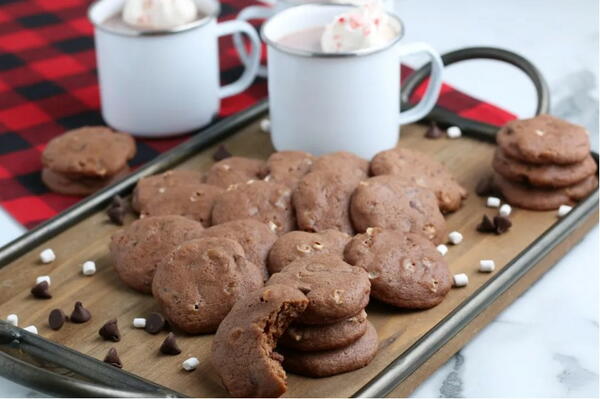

[234,0,395,78]
[261,3,444,158]
[88,0,260,137]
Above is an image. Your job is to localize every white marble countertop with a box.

[0,0,598,396]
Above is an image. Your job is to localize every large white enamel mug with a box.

[89,0,261,137]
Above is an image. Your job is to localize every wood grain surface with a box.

[0,121,589,397]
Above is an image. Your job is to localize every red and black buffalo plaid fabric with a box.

[0,0,516,229]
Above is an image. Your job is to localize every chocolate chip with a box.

[31,281,52,299]
[475,175,496,197]
[159,332,181,355]
[107,195,128,225]
[70,301,91,323]
[99,319,120,342]
[48,309,66,330]
[145,312,166,335]
[103,347,122,368]
[494,215,512,234]
[425,121,444,139]
[212,144,232,162]
[476,215,496,233]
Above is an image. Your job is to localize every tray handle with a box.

[401,46,551,141]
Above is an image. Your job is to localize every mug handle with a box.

[216,20,261,99]
[232,6,274,78]
[397,42,444,125]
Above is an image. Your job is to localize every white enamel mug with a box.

[233,0,395,78]
[88,0,260,137]
[261,3,444,158]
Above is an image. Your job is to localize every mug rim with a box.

[261,2,404,58]
[88,0,220,37]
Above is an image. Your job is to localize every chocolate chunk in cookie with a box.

[212,284,308,398]
[152,238,265,334]
[261,151,315,188]
[311,151,369,180]
[205,157,265,189]
[267,230,351,274]
[496,114,590,165]
[201,219,278,280]
[109,215,205,293]
[280,310,368,352]
[212,181,295,234]
[132,170,205,212]
[281,321,378,377]
[370,147,467,213]
[42,126,135,178]
[492,148,597,188]
[345,228,452,309]
[350,175,447,244]
[42,166,130,196]
[293,170,362,235]
[493,173,598,211]
[267,255,370,325]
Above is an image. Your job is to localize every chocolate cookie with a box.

[280,310,368,352]
[267,230,351,274]
[493,173,598,210]
[42,166,130,196]
[350,175,447,244]
[281,321,378,377]
[152,237,264,333]
[109,215,205,293]
[344,228,452,309]
[211,180,295,234]
[262,151,315,188]
[496,114,590,165]
[42,126,135,178]
[136,183,223,227]
[293,170,362,235]
[266,255,370,325]
[204,156,265,189]
[370,147,467,213]
[311,151,369,180]
[132,170,205,212]
[492,149,597,188]
[201,219,278,279]
[212,284,308,398]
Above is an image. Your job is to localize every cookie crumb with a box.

[6,314,18,327]
[436,244,448,256]
[260,118,271,133]
[23,325,38,334]
[82,261,96,276]
[447,126,462,138]
[448,231,463,245]
[182,357,200,371]
[486,196,501,208]
[499,204,512,217]
[452,273,469,287]
[557,204,573,217]
[479,260,495,273]
[39,248,56,264]
[132,318,146,328]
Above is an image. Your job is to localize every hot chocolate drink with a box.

[277,26,325,52]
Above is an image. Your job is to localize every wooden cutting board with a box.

[0,120,596,398]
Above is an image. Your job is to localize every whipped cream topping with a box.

[321,1,397,53]
[122,0,198,30]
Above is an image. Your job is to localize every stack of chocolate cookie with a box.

[42,126,136,196]
[265,255,378,378]
[493,115,598,210]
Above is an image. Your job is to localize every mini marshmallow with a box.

[447,126,462,138]
[133,318,146,328]
[23,325,38,334]
[39,248,55,264]
[82,261,96,276]
[35,275,51,285]
[260,118,271,133]
[557,205,573,217]
[499,204,512,217]
[486,196,501,208]
[448,231,463,245]
[436,244,448,256]
[182,357,200,371]
[6,314,18,327]
[479,259,496,273]
[453,273,469,287]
